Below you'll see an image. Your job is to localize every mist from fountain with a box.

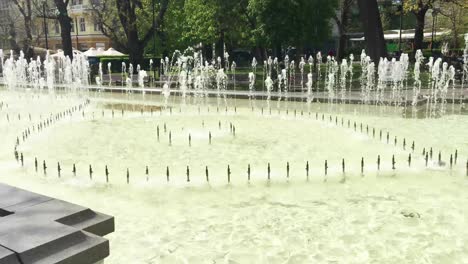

[306,72,313,106]
[339,59,348,104]
[44,51,55,90]
[462,34,468,104]
[299,57,305,94]
[347,54,354,103]
[412,50,424,109]
[96,62,103,88]
[216,68,228,108]
[1,39,467,120]
[364,61,375,105]
[138,69,147,89]
[107,62,112,87]
[265,75,273,109]
[316,52,322,92]
[326,57,338,104]
[248,72,255,105]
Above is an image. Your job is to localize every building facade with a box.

[0,0,21,50]
[38,0,111,51]
[0,0,10,49]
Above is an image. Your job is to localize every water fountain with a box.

[461,33,468,107]
[0,43,467,263]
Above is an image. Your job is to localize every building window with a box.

[93,21,101,32]
[0,14,8,25]
[0,1,9,10]
[72,0,83,5]
[79,17,85,32]
[70,20,74,32]
[54,20,60,34]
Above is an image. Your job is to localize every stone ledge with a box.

[0,246,20,264]
[0,183,114,264]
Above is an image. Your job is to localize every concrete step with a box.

[56,208,114,237]
[20,230,109,264]
[0,183,114,264]
[0,246,20,264]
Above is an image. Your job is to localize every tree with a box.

[333,0,355,60]
[179,0,249,60]
[52,0,73,59]
[116,0,169,66]
[8,20,21,53]
[154,0,189,55]
[403,0,433,52]
[1,6,22,53]
[437,1,468,49]
[90,0,125,52]
[249,0,338,58]
[93,0,339,65]
[11,0,34,58]
[357,0,387,61]
[403,0,464,53]
[92,0,169,66]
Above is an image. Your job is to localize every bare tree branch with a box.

[142,0,169,46]
[11,0,27,18]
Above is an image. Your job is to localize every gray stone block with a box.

[0,246,20,264]
[0,183,114,264]
[0,183,51,211]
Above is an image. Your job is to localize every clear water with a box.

[1,88,467,263]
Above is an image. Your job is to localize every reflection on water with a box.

[101,102,163,112]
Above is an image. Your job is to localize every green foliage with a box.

[378,0,416,30]
[148,0,338,55]
[146,0,247,54]
[249,0,338,48]
[182,0,218,43]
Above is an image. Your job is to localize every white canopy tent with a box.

[50,49,82,58]
[83,47,125,57]
[102,48,125,56]
[83,47,108,57]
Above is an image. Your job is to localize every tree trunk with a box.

[11,0,34,58]
[274,44,282,58]
[128,40,144,69]
[336,28,347,60]
[127,27,144,67]
[413,9,427,53]
[8,22,20,53]
[336,0,352,60]
[216,29,225,66]
[295,44,304,64]
[203,44,212,62]
[357,0,387,62]
[54,0,73,59]
[115,0,168,67]
[116,0,145,67]
[450,8,459,49]
[23,16,33,58]
[253,47,262,62]
[126,8,144,67]
[158,31,168,58]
